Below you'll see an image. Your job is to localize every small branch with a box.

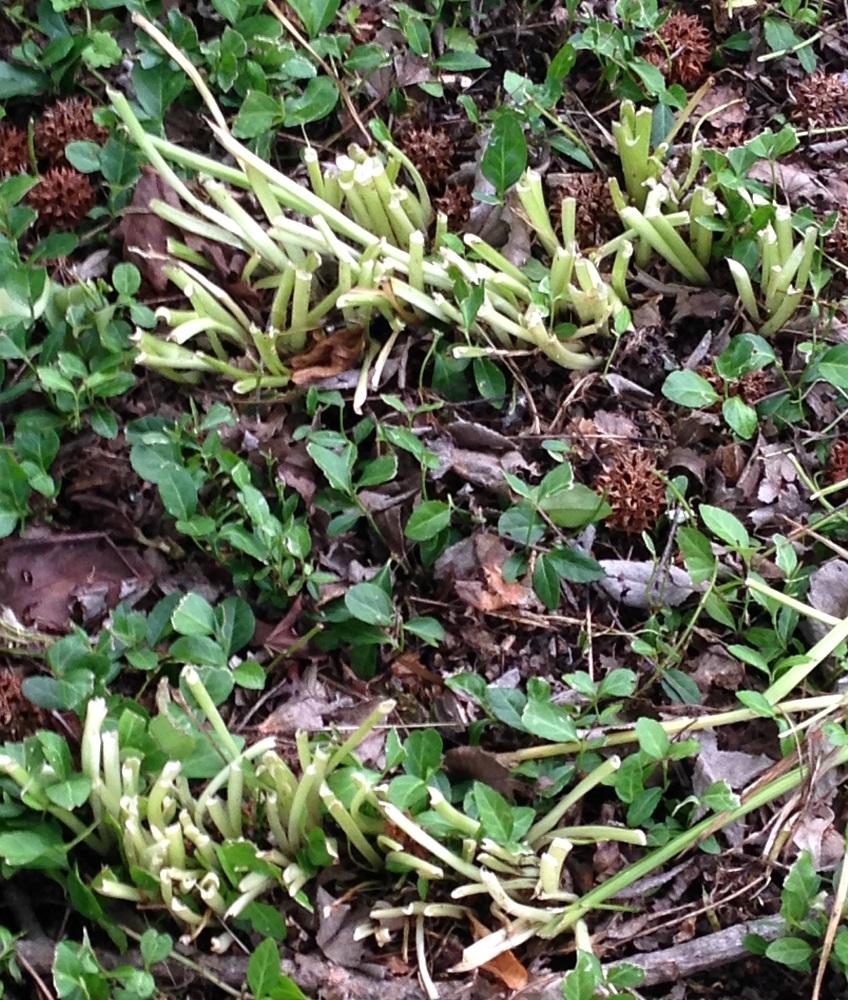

[511,916,784,998]
[15,938,425,1000]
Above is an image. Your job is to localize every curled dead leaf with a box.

[118,167,181,293]
[466,913,529,990]
[598,560,699,609]
[0,532,151,631]
[437,533,532,612]
[290,327,365,385]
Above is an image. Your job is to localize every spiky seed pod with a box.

[698,364,771,407]
[0,123,29,176]
[594,447,666,534]
[641,12,712,87]
[554,173,618,247]
[35,96,108,165]
[398,127,455,188]
[0,668,48,742]
[27,167,96,230]
[737,369,773,404]
[826,439,848,485]
[434,183,473,228]
[790,72,848,130]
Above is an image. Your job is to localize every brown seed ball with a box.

[398,127,455,188]
[35,96,108,165]
[790,71,848,130]
[594,447,666,534]
[0,123,29,176]
[27,166,96,230]
[641,12,713,87]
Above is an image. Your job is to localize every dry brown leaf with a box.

[802,559,848,644]
[466,913,529,990]
[691,646,745,693]
[436,533,533,612]
[598,560,698,609]
[290,328,365,385]
[697,84,748,129]
[391,651,444,689]
[118,167,181,292]
[791,805,845,869]
[261,595,305,653]
[443,746,523,799]
[748,160,824,202]
[0,532,151,631]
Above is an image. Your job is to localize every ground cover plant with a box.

[2,1,848,998]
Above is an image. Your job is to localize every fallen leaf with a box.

[316,887,370,970]
[118,167,181,292]
[260,595,305,653]
[803,559,848,643]
[756,448,797,504]
[671,287,733,324]
[443,746,523,799]
[691,646,745,693]
[429,436,530,494]
[467,913,528,990]
[258,668,352,735]
[446,420,515,452]
[692,731,772,845]
[697,85,748,129]
[276,442,318,505]
[391,651,444,690]
[0,533,151,631]
[713,443,746,484]
[290,328,365,385]
[437,533,533,611]
[598,560,698,609]
[749,160,824,202]
[665,447,707,484]
[791,805,844,869]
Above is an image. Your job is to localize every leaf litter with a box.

[4,0,848,997]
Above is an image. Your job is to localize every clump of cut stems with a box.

[727,204,818,334]
[4,583,846,979]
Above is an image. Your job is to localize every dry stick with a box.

[812,827,848,1000]
[131,13,227,132]
[264,0,372,149]
[512,915,785,998]
[543,747,848,939]
[496,693,845,766]
[761,592,848,704]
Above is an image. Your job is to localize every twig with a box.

[14,938,424,1000]
[512,916,784,998]
[265,0,372,149]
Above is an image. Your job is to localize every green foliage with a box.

[52,933,157,1000]
[20,591,259,714]
[247,938,308,999]
[0,925,23,997]
[662,335,777,440]
[745,849,848,977]
[561,951,643,1000]
[447,668,637,741]
[128,409,319,607]
[497,459,607,608]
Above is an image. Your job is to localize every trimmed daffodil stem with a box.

[182,666,241,761]
[499,693,844,766]
[541,749,848,936]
